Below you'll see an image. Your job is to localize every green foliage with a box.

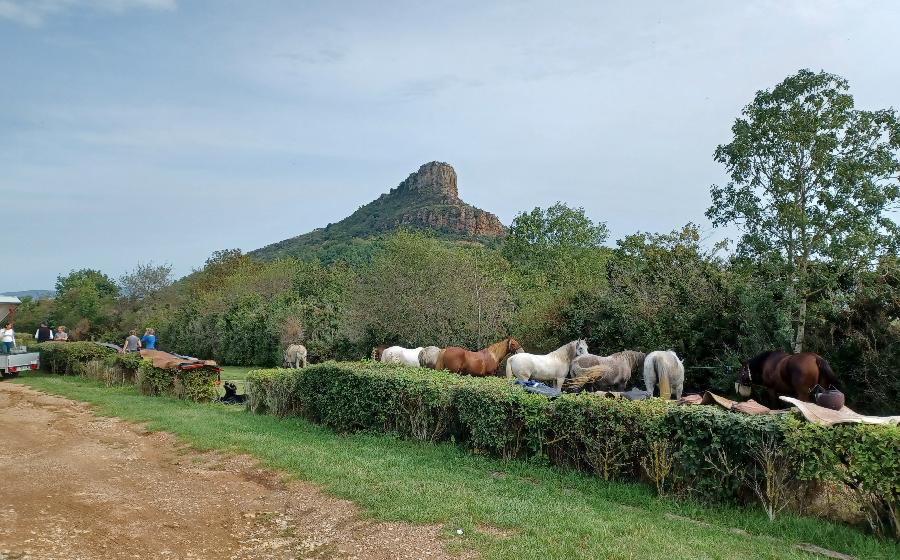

[246,361,900,535]
[33,342,116,374]
[708,68,900,352]
[20,374,899,559]
[55,269,120,299]
[137,360,218,402]
[348,231,513,350]
[119,261,173,301]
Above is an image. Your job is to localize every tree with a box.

[119,262,173,301]
[349,231,512,349]
[55,269,119,299]
[707,69,900,352]
[503,202,609,268]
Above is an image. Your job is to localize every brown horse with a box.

[737,350,840,404]
[371,345,390,361]
[437,337,523,376]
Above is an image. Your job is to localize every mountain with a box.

[251,162,507,261]
[2,290,55,300]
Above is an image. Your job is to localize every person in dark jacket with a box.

[35,323,53,343]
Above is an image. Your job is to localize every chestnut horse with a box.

[737,350,839,403]
[437,337,523,376]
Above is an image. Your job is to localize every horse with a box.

[566,350,646,391]
[643,350,684,400]
[380,346,424,367]
[737,350,839,403]
[418,346,443,369]
[371,345,390,361]
[283,344,308,368]
[506,340,588,389]
[436,337,523,377]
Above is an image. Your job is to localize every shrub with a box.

[33,342,116,375]
[136,360,218,402]
[246,361,900,537]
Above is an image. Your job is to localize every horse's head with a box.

[574,339,589,358]
[735,362,753,397]
[507,337,524,354]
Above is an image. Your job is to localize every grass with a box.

[10,373,899,560]
[217,365,256,395]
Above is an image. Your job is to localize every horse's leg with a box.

[675,382,683,400]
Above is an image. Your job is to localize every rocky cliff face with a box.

[388,162,505,237]
[251,161,506,261]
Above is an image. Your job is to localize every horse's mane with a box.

[613,350,646,372]
[748,350,787,371]
[547,341,570,359]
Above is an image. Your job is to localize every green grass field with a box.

[9,373,898,560]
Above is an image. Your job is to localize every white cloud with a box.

[0,0,175,27]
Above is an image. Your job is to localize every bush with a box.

[33,342,116,375]
[136,360,218,402]
[246,361,900,536]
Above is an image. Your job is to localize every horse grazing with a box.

[283,344,308,368]
[566,350,646,391]
[380,346,424,367]
[506,340,588,389]
[418,346,443,369]
[437,337,523,377]
[371,345,390,361]
[737,350,839,403]
[643,350,684,399]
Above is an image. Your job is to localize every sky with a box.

[2,0,899,291]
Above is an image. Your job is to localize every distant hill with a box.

[2,290,55,300]
[251,162,507,262]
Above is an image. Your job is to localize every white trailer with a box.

[0,296,41,377]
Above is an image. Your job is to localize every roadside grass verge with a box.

[10,373,898,560]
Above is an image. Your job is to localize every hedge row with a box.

[32,342,218,402]
[247,361,900,537]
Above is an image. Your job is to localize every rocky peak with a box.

[393,161,458,200]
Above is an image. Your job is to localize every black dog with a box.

[219,381,247,405]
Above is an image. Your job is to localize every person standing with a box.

[1,323,15,354]
[55,326,69,341]
[122,329,141,354]
[141,328,157,350]
[35,323,53,343]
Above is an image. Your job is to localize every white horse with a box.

[643,350,684,399]
[506,340,588,389]
[418,346,443,369]
[283,344,308,368]
[380,346,424,367]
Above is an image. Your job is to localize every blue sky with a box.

[2,0,898,291]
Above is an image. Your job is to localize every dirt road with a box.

[0,383,452,559]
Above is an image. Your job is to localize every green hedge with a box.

[247,361,900,537]
[34,342,217,402]
[137,360,218,402]
[33,342,117,374]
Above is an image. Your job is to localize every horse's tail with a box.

[656,358,672,400]
[505,356,514,380]
[566,364,611,389]
[435,349,445,371]
[815,355,840,390]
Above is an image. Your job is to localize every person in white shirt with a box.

[1,323,15,354]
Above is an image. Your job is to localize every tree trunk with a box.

[793,297,807,353]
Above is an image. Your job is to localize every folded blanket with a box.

[779,397,900,427]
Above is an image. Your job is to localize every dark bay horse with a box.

[437,337,523,376]
[737,350,839,403]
